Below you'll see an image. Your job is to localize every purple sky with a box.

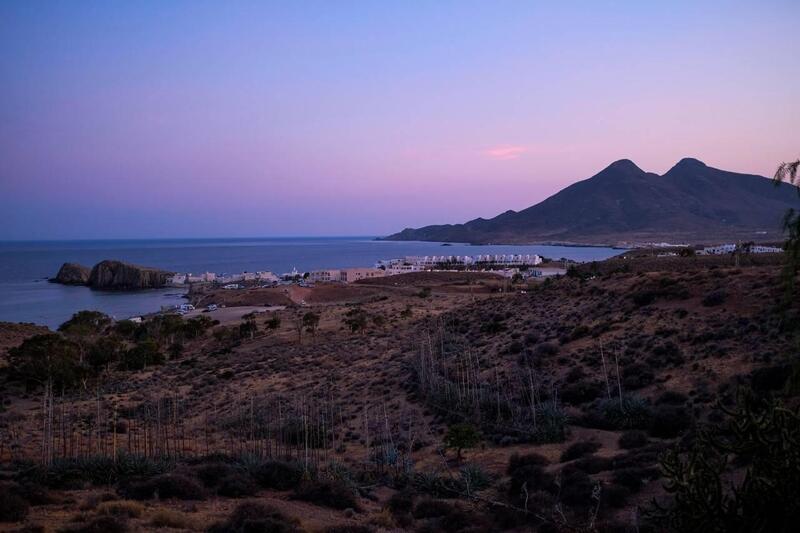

[1,1,798,240]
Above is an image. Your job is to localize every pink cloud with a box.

[483,145,528,160]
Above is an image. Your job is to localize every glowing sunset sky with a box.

[1,1,798,239]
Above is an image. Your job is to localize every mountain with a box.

[384,158,800,245]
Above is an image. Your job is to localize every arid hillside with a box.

[0,263,798,532]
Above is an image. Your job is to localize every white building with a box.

[256,271,280,283]
[340,268,385,283]
[750,245,783,253]
[701,244,737,255]
[701,244,783,255]
[309,269,341,282]
[167,274,187,285]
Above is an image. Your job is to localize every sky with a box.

[1,0,798,240]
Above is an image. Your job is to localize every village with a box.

[164,253,553,290]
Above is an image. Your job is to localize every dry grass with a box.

[96,499,145,518]
[148,507,202,530]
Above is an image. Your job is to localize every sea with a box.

[0,237,624,329]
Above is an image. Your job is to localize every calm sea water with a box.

[0,237,623,329]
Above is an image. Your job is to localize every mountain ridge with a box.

[384,158,800,245]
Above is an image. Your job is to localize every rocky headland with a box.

[51,260,173,290]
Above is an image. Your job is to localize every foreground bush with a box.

[209,500,298,533]
[0,483,29,522]
[292,480,358,510]
[250,460,304,490]
[124,473,205,500]
[647,393,800,531]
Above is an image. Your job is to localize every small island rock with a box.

[52,263,91,285]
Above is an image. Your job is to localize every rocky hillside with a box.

[385,158,800,245]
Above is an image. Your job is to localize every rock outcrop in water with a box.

[88,260,173,290]
[52,263,91,285]
[52,260,173,290]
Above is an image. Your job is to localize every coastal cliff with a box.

[52,263,91,285]
[51,260,173,290]
[88,260,172,290]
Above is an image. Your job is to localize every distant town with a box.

[165,243,784,291]
[166,253,552,290]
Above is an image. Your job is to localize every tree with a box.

[119,340,164,371]
[58,310,111,336]
[774,158,800,305]
[443,423,481,463]
[265,315,281,331]
[343,307,369,334]
[8,334,83,389]
[87,335,124,373]
[292,312,305,344]
[58,310,111,363]
[302,312,320,338]
[183,315,214,340]
[239,314,258,340]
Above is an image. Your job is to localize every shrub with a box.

[618,430,649,449]
[656,391,688,406]
[560,441,601,462]
[750,365,791,393]
[534,342,559,357]
[192,462,236,487]
[0,483,29,522]
[507,452,549,474]
[702,289,727,307]
[570,455,613,474]
[125,473,205,500]
[559,469,596,506]
[612,467,654,492]
[507,456,556,505]
[560,380,603,405]
[217,473,258,498]
[621,363,655,390]
[602,483,631,508]
[586,396,652,430]
[208,500,298,533]
[649,405,691,438]
[412,471,464,498]
[631,290,657,307]
[292,480,358,510]
[459,464,491,492]
[250,460,304,490]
